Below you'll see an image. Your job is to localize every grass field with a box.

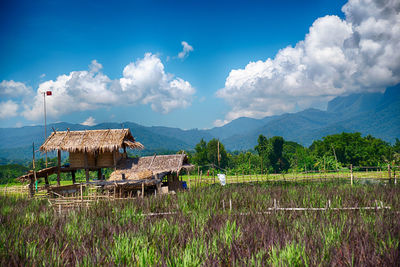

[1,181,399,266]
[182,168,396,188]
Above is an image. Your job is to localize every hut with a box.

[40,129,144,185]
[109,153,194,192]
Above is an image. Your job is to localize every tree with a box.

[192,139,208,166]
[206,139,228,168]
[255,135,289,173]
[255,135,271,172]
[269,136,288,173]
[309,132,392,167]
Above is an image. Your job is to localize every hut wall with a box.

[97,152,114,167]
[69,152,95,168]
[69,151,122,168]
[167,173,181,191]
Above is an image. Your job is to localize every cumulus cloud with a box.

[21,54,195,121]
[81,116,96,126]
[216,0,400,124]
[120,53,195,113]
[0,80,31,98]
[178,41,194,59]
[0,100,19,119]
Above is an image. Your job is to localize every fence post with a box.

[350,164,353,186]
[187,169,191,189]
[197,166,199,187]
[388,164,392,183]
[213,169,215,184]
[80,183,83,203]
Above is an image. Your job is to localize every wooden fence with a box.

[184,165,399,188]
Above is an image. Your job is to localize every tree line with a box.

[188,133,400,174]
[1,132,399,183]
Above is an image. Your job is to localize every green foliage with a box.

[255,135,291,173]
[192,139,208,167]
[310,132,396,166]
[192,138,228,169]
[0,164,29,184]
[207,139,228,168]
[268,241,308,266]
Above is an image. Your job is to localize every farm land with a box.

[1,181,399,266]
[1,132,399,265]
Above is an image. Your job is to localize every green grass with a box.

[0,181,399,265]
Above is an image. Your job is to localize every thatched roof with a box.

[40,129,144,153]
[109,153,194,180]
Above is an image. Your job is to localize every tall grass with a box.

[0,181,399,265]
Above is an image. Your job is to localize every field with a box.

[1,181,399,266]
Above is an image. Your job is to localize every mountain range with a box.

[1,84,399,162]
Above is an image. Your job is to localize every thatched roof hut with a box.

[109,153,193,181]
[38,129,144,184]
[40,129,144,153]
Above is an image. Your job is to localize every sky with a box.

[0,0,399,129]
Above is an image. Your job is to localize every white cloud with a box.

[0,100,19,119]
[120,53,195,113]
[21,53,195,121]
[178,41,194,59]
[81,116,96,126]
[0,80,31,98]
[213,119,230,127]
[216,0,400,123]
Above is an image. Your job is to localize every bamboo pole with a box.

[32,143,37,194]
[197,166,199,187]
[57,149,61,186]
[350,164,353,186]
[80,184,83,203]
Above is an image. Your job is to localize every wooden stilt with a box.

[57,149,61,186]
[113,150,117,171]
[71,170,76,184]
[84,152,89,182]
[44,174,49,187]
[29,177,35,197]
[97,169,102,180]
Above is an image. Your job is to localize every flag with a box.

[46,91,52,96]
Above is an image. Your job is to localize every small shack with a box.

[39,129,144,185]
[109,153,194,192]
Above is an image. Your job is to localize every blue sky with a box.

[1,0,399,129]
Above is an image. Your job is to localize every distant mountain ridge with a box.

[0,84,399,161]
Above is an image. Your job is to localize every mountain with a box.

[221,85,400,150]
[0,85,399,161]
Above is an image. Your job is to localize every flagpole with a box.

[43,92,47,168]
